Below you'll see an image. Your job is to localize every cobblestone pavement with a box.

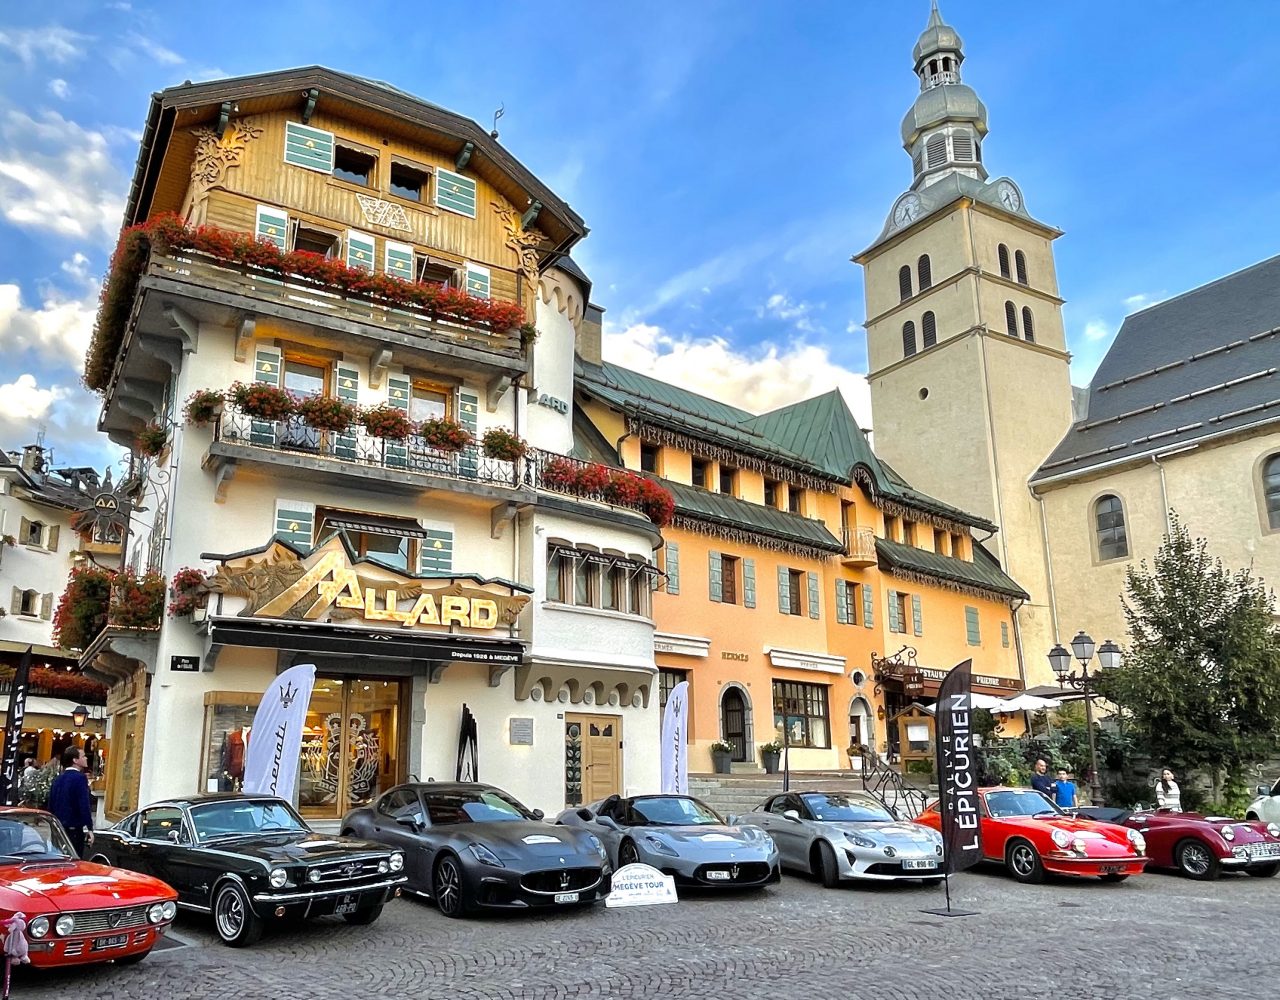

[10,866,1272,1000]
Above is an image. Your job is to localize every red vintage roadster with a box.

[915,787,1148,884]
[0,808,177,967]
[1078,807,1280,880]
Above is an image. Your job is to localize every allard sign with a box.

[206,538,529,632]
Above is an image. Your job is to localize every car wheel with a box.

[1099,873,1129,883]
[213,881,263,947]
[1005,839,1045,884]
[433,854,468,919]
[1174,838,1220,880]
[342,902,384,925]
[618,840,640,867]
[814,841,840,889]
[1245,863,1279,878]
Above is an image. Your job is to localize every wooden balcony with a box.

[841,527,878,568]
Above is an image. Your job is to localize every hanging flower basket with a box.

[183,388,225,427]
[136,422,168,458]
[228,381,296,422]
[419,418,473,453]
[168,567,209,618]
[573,464,611,495]
[361,403,415,441]
[481,427,528,462]
[297,394,358,433]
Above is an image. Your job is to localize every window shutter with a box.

[777,566,791,615]
[862,582,874,629]
[346,230,375,272]
[384,373,411,469]
[457,388,479,479]
[708,550,722,602]
[385,241,414,282]
[255,205,289,250]
[965,606,981,646]
[283,121,335,173]
[418,528,454,574]
[835,580,849,625]
[743,558,756,608]
[9,588,19,616]
[464,262,491,300]
[45,524,59,551]
[435,167,477,217]
[18,518,31,545]
[274,500,315,551]
[250,345,283,446]
[807,571,820,620]
[922,311,937,349]
[333,361,360,460]
[888,589,900,633]
[926,132,947,167]
[1001,621,1010,648]
[911,593,923,636]
[665,541,680,596]
[40,593,53,620]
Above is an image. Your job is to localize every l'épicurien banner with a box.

[934,659,982,874]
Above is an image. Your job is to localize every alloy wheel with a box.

[1010,845,1036,877]
[619,841,640,866]
[215,886,244,940]
[436,857,462,917]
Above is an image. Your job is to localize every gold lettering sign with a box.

[721,651,749,661]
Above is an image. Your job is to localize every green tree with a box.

[1097,514,1280,802]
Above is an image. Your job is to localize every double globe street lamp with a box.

[1048,632,1122,805]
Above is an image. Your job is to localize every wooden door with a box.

[721,689,748,761]
[567,714,622,803]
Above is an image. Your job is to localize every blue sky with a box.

[1,1,1277,469]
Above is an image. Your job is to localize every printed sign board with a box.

[604,863,678,908]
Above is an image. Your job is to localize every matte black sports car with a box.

[90,794,406,946]
[342,782,611,918]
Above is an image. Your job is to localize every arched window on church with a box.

[929,59,938,76]
[918,254,932,291]
[1094,495,1129,560]
[943,57,952,72]
[1015,249,1028,285]
[1004,301,1018,337]
[922,311,937,349]
[899,265,913,301]
[926,133,948,167]
[1021,307,1035,343]
[998,244,1011,279]
[1264,454,1280,529]
[902,321,918,358]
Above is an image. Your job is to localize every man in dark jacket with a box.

[47,747,94,857]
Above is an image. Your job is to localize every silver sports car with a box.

[557,794,781,890]
[732,790,944,887]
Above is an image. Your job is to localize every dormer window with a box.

[390,162,429,203]
[333,145,376,187]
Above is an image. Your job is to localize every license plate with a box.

[1100,864,1124,875]
[903,859,938,870]
[92,934,129,951]
[554,892,579,904]
[705,870,731,880]
[335,893,359,915]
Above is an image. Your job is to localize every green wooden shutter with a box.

[807,571,820,620]
[777,566,791,615]
[275,501,314,551]
[255,205,288,249]
[1001,621,1010,648]
[965,606,981,646]
[385,241,414,282]
[333,361,360,460]
[436,167,477,217]
[251,345,282,446]
[346,230,375,272]
[665,542,680,595]
[464,262,491,299]
[862,582,874,629]
[835,580,849,625]
[911,594,923,636]
[708,550,722,602]
[418,529,454,574]
[284,122,335,173]
[384,374,411,469]
[743,558,756,608]
[888,589,900,633]
[457,388,479,478]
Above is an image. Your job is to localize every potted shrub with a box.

[183,388,224,427]
[481,426,528,462]
[637,478,676,527]
[361,403,415,441]
[297,394,358,433]
[603,470,645,507]
[760,739,784,775]
[540,456,578,492]
[136,422,168,458]
[710,739,735,775]
[168,567,209,620]
[227,381,296,422]
[419,417,473,453]
[573,463,610,495]
[519,322,539,349]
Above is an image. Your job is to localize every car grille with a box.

[1247,842,1280,859]
[520,867,601,895]
[63,928,151,956]
[308,859,386,884]
[694,861,772,884]
[62,905,149,934]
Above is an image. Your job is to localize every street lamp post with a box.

[1048,632,1121,805]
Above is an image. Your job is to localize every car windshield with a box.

[424,790,536,825]
[801,794,894,823]
[630,797,722,826]
[0,814,77,861]
[984,790,1062,819]
[189,799,310,842]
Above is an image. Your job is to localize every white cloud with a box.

[1122,291,1167,312]
[1083,319,1110,342]
[0,109,127,245]
[757,292,821,334]
[48,78,70,100]
[0,26,90,66]
[637,240,777,318]
[0,374,68,422]
[602,322,873,429]
[124,31,183,66]
[0,374,118,469]
[0,281,96,368]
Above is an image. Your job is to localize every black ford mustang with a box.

[343,782,611,918]
[90,794,406,946]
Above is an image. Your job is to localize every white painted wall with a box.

[0,474,80,649]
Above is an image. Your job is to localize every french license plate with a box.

[705,870,731,881]
[92,934,129,951]
[1100,864,1124,875]
[554,892,580,904]
[903,859,938,870]
[335,893,359,915]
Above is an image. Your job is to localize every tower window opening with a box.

[998,244,1011,279]
[898,265,913,301]
[926,133,948,168]
[917,254,932,291]
[952,131,973,161]
[1022,307,1035,343]
[922,311,937,348]
[1015,249,1029,285]
[943,57,952,72]
[1004,301,1018,337]
[929,59,938,75]
[902,321,918,358]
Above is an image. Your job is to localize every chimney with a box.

[577,303,604,366]
[20,445,44,474]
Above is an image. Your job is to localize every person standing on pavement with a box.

[47,747,94,857]
[1030,757,1056,799]
[1155,768,1182,812]
[1052,769,1078,810]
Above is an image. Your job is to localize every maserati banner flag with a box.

[935,659,982,874]
[0,646,32,805]
[456,703,478,782]
[243,663,316,799]
[659,681,689,794]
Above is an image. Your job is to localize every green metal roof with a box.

[664,479,844,553]
[875,537,1028,601]
[741,390,873,480]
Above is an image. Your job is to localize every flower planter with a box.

[761,750,781,775]
[711,749,733,775]
[191,606,207,623]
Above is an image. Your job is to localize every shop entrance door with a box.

[565,714,622,805]
[722,689,748,761]
[298,677,404,820]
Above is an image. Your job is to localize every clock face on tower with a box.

[892,193,923,229]
[995,181,1021,213]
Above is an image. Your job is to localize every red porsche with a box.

[0,807,177,967]
[915,787,1148,884]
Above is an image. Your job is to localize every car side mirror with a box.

[532,808,545,821]
[783,809,802,823]
[1258,785,1270,797]
[395,814,423,831]
[596,815,621,831]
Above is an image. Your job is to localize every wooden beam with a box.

[486,374,512,412]
[455,141,474,172]
[234,314,256,362]
[301,88,319,125]
[216,101,231,138]
[490,501,517,540]
[212,459,236,503]
[163,303,200,352]
[520,200,542,229]
[368,348,392,389]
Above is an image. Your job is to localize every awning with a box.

[318,511,428,538]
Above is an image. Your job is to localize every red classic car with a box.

[1078,807,1280,880]
[0,808,177,967]
[915,787,1148,884]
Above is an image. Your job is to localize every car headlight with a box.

[1073,838,1088,854]
[147,904,165,924]
[1051,829,1071,849]
[644,836,680,857]
[1128,830,1146,854]
[161,901,177,921]
[1221,825,1235,842]
[845,832,876,849]
[377,860,389,874]
[28,917,49,939]
[1268,824,1279,839]
[390,852,404,872]
[308,868,322,883]
[468,842,505,867]
[269,867,288,888]
[763,836,777,853]
[55,914,75,936]
[587,834,607,860]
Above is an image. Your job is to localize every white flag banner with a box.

[243,663,317,799]
[659,681,689,794]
